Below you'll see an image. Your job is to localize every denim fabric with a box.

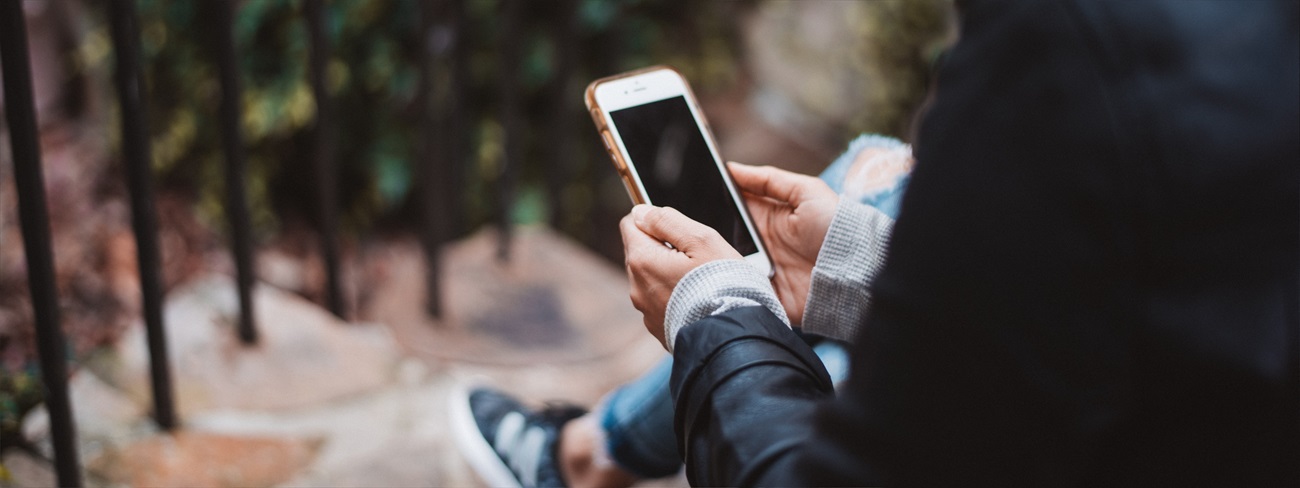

[598,134,912,478]
[819,133,911,219]
[599,357,678,478]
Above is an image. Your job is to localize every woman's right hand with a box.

[728,163,839,326]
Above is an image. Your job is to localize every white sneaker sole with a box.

[448,384,525,488]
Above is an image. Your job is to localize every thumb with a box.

[632,205,723,253]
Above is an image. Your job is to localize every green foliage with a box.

[855,0,953,138]
[75,0,749,240]
[0,366,42,451]
[77,0,424,236]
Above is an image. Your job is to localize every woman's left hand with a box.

[620,204,743,346]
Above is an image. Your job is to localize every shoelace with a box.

[494,411,548,488]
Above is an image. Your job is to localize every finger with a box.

[620,213,669,258]
[740,190,784,213]
[632,205,723,254]
[727,162,813,204]
[619,215,635,257]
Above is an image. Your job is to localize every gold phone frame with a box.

[583,65,774,276]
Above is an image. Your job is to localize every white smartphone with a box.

[585,66,773,276]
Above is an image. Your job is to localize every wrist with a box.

[801,199,894,343]
[664,259,789,352]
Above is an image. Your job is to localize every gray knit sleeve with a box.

[801,198,894,343]
[663,259,789,352]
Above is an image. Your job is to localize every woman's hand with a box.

[728,163,839,325]
[621,205,743,345]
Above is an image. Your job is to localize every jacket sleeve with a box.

[669,306,844,486]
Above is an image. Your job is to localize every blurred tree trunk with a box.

[445,0,469,240]
[416,1,443,318]
[304,0,345,319]
[415,0,472,318]
[546,0,579,230]
[209,0,258,344]
[495,0,524,261]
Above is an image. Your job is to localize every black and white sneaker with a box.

[451,386,587,488]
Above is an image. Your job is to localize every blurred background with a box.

[1,0,952,485]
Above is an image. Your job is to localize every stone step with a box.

[13,225,675,487]
[358,225,666,406]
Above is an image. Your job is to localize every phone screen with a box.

[610,96,758,255]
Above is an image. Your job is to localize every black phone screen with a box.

[610,96,758,255]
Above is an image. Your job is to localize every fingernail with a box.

[631,204,650,224]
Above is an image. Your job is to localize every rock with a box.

[256,250,308,297]
[362,227,659,366]
[0,450,56,488]
[21,370,152,462]
[357,227,669,406]
[87,431,317,487]
[91,274,400,415]
[744,0,950,146]
[10,226,683,486]
[185,366,475,487]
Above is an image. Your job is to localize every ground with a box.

[4,226,684,487]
